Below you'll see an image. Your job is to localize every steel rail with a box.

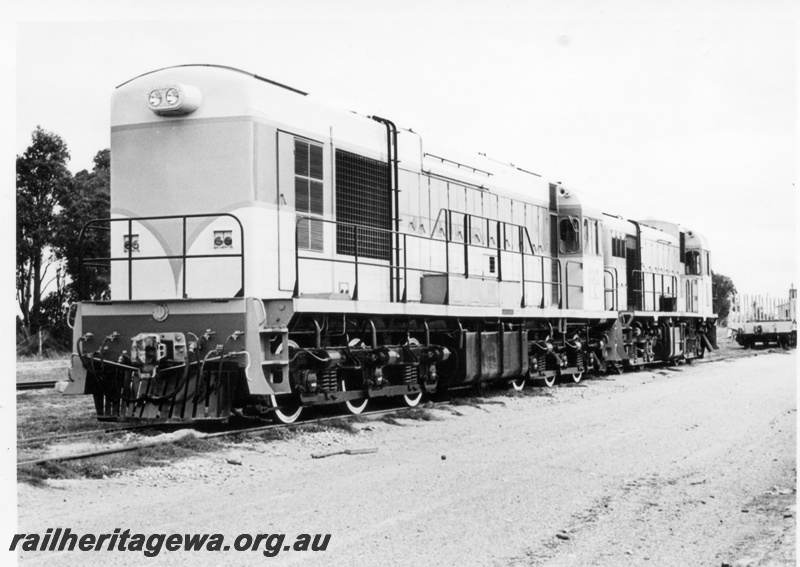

[18,423,184,446]
[17,403,450,468]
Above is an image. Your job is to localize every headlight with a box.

[214,230,233,249]
[148,91,162,107]
[146,84,202,116]
[165,88,179,105]
[124,234,140,253]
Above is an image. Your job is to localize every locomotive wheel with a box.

[341,379,368,415]
[270,339,303,424]
[269,395,303,424]
[542,374,557,388]
[403,391,423,407]
[509,378,526,392]
[402,339,424,407]
[566,372,583,384]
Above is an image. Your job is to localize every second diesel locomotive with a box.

[65,65,718,423]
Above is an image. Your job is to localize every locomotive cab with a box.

[554,185,605,312]
[682,231,713,315]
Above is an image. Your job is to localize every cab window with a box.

[583,219,590,253]
[559,217,580,254]
[685,250,700,275]
[581,219,600,255]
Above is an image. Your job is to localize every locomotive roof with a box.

[117,63,309,95]
[115,64,553,207]
[640,219,710,249]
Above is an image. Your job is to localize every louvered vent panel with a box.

[309,218,324,251]
[295,141,309,177]
[295,178,309,211]
[309,181,324,215]
[294,139,324,252]
[309,145,324,179]
[335,150,391,261]
[297,217,310,250]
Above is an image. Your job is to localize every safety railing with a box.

[604,267,619,311]
[294,210,562,308]
[77,213,245,301]
[631,270,677,312]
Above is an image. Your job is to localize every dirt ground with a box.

[14,348,797,566]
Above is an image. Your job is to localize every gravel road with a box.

[16,350,796,566]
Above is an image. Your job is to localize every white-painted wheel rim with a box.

[510,378,525,392]
[402,338,424,407]
[270,395,302,424]
[341,380,368,414]
[403,391,423,407]
[270,338,303,423]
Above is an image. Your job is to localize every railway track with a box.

[16,403,448,468]
[17,380,59,391]
[17,422,183,447]
[17,344,774,471]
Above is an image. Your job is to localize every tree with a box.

[712,272,737,324]
[53,148,111,302]
[16,127,72,334]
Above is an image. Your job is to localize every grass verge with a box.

[18,435,222,487]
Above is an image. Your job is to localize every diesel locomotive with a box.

[65,64,718,423]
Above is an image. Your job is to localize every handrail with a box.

[604,267,619,311]
[435,211,560,305]
[685,276,700,313]
[293,211,562,308]
[631,269,678,312]
[77,213,245,301]
[371,116,400,302]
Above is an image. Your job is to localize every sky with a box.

[8,1,797,300]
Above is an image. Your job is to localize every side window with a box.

[685,250,700,275]
[686,280,692,311]
[559,217,580,254]
[705,251,710,275]
[611,233,627,259]
[593,221,599,255]
[295,139,324,251]
[583,219,590,253]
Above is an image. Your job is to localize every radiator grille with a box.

[335,150,391,261]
